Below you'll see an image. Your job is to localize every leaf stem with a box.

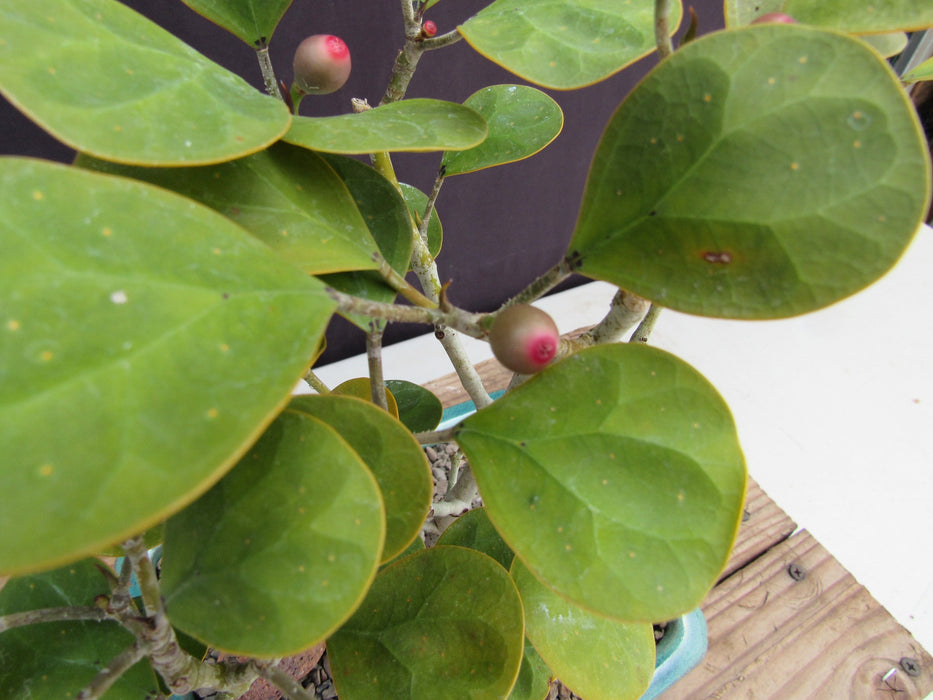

[503,256,576,308]
[375,254,438,308]
[367,327,390,411]
[630,303,663,343]
[303,369,331,394]
[254,40,284,100]
[655,0,674,60]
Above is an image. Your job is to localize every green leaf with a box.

[0,0,290,165]
[0,560,159,699]
[455,343,746,622]
[569,24,931,319]
[161,409,385,657]
[725,0,933,32]
[283,99,488,154]
[459,0,684,89]
[317,154,415,330]
[327,546,525,700]
[333,378,400,419]
[437,506,514,571]
[78,144,382,275]
[290,395,433,563]
[904,55,933,83]
[511,558,655,700]
[858,31,908,58]
[442,85,564,176]
[385,380,444,433]
[509,638,553,700]
[179,0,294,44]
[400,183,443,258]
[0,158,335,575]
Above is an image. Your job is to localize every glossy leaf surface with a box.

[179,0,294,44]
[0,158,334,575]
[0,0,290,165]
[162,409,384,657]
[283,99,487,154]
[570,24,931,318]
[79,144,382,275]
[456,344,746,622]
[459,0,683,89]
[0,560,158,699]
[328,546,524,700]
[290,395,433,563]
[725,0,933,32]
[385,380,444,433]
[443,85,563,175]
[512,559,655,700]
[508,638,553,700]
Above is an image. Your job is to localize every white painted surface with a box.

[314,225,933,653]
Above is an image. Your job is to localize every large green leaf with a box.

[455,343,746,622]
[459,0,684,89]
[385,380,444,433]
[179,0,294,44]
[0,560,158,699]
[442,85,564,176]
[569,24,931,319]
[327,546,525,700]
[283,99,488,154]
[161,409,384,656]
[78,144,382,275]
[437,506,514,571]
[512,559,655,700]
[0,0,290,165]
[0,158,335,575]
[725,0,933,33]
[290,395,433,563]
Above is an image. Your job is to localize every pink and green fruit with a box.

[489,304,560,375]
[292,34,351,95]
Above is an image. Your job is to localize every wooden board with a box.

[667,529,933,699]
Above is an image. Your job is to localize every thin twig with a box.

[303,369,331,394]
[655,0,675,60]
[251,660,317,700]
[254,41,284,100]
[0,605,108,632]
[577,288,651,346]
[76,643,147,700]
[502,257,576,308]
[367,326,389,411]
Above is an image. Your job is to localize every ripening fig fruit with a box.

[488,304,560,375]
[292,34,351,96]
[422,20,438,38]
[751,12,797,24]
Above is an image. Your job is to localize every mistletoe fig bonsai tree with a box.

[0,0,931,699]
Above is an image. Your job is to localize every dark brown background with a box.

[0,0,727,363]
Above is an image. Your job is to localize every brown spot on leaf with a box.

[702,251,732,264]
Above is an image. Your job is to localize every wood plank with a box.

[666,529,933,699]
[721,478,797,580]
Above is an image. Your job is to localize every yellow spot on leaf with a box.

[207,408,219,419]
[220,343,230,352]
[32,190,44,201]
[40,350,54,362]
[790,162,799,171]
[704,94,712,102]
[7,320,20,331]
[102,227,112,237]
[39,464,53,477]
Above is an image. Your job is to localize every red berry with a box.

[489,304,560,375]
[422,20,438,38]
[292,34,351,96]
[751,12,796,25]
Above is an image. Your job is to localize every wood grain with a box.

[666,529,933,699]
